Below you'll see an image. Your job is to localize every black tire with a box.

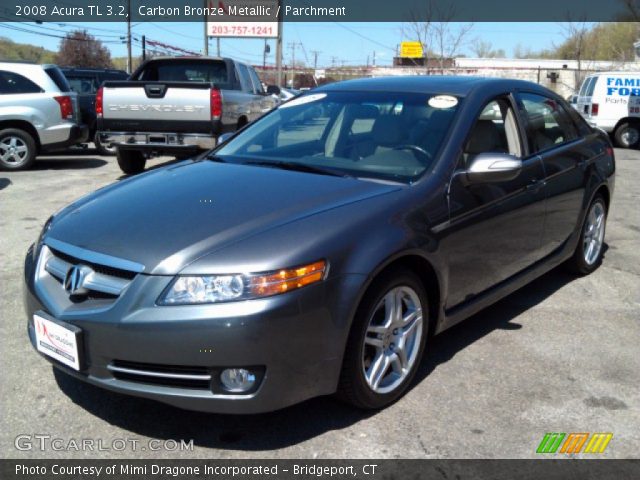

[613,122,640,149]
[0,128,37,171]
[337,268,429,410]
[94,132,116,156]
[566,194,608,275]
[116,149,146,175]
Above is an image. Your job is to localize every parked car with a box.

[97,56,277,174]
[61,67,128,155]
[25,77,614,413]
[0,61,88,170]
[576,71,640,148]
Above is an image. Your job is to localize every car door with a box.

[445,95,547,308]
[246,66,275,116]
[515,92,589,256]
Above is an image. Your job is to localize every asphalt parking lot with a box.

[0,147,638,459]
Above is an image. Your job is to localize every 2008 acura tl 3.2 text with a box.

[24,77,614,413]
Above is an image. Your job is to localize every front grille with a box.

[39,244,137,302]
[109,360,212,390]
[49,248,136,280]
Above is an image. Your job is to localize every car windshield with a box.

[215,91,459,183]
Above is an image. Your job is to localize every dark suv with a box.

[61,67,128,155]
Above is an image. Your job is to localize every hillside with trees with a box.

[0,37,56,63]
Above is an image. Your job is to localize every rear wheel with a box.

[566,195,607,275]
[614,122,640,148]
[116,149,146,175]
[94,132,116,156]
[338,269,428,409]
[0,128,36,171]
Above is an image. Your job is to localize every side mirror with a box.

[217,132,234,144]
[266,85,281,95]
[463,153,522,185]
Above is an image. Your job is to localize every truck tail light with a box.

[95,86,103,118]
[210,88,222,120]
[591,103,599,116]
[53,95,74,120]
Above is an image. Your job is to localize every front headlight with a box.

[159,260,326,305]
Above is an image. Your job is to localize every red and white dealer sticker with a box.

[34,314,81,371]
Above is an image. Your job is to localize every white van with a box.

[577,71,640,148]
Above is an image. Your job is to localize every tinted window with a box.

[247,67,264,94]
[519,93,578,153]
[44,66,71,92]
[137,60,230,89]
[0,70,42,94]
[67,75,98,94]
[463,98,522,166]
[235,64,253,93]
[216,91,460,183]
[585,77,597,96]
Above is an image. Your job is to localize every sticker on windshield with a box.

[279,93,327,108]
[428,95,458,109]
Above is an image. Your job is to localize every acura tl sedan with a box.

[24,77,615,413]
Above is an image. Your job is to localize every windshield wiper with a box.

[204,153,228,163]
[244,160,351,178]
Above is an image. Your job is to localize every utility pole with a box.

[126,0,132,73]
[373,51,376,67]
[276,0,283,86]
[216,38,220,56]
[331,56,338,67]
[142,35,146,61]
[263,39,268,68]
[311,50,321,69]
[287,42,297,69]
[203,0,208,55]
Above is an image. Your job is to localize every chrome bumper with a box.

[98,131,216,150]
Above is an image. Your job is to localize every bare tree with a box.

[401,2,434,70]
[557,19,591,90]
[471,39,506,58]
[431,4,473,71]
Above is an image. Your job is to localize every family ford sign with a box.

[207,0,280,38]
[400,41,424,58]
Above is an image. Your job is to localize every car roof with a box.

[316,76,544,97]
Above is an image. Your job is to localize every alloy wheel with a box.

[362,286,423,394]
[583,201,606,265]
[0,136,29,166]
[620,126,640,147]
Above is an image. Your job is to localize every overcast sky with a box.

[0,22,574,66]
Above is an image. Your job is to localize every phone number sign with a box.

[207,0,279,38]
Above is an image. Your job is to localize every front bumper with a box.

[24,245,363,414]
[99,131,216,153]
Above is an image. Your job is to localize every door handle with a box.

[526,179,545,192]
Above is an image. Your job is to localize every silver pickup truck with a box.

[97,57,276,174]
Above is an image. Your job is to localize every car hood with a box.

[46,160,400,274]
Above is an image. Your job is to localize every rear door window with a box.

[585,77,597,96]
[518,93,579,154]
[137,60,231,89]
[0,71,43,94]
[67,75,98,94]
[247,67,264,94]
[44,66,72,92]
[235,63,254,93]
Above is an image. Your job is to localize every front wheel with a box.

[116,149,146,175]
[338,269,428,409]
[566,195,608,275]
[614,122,640,148]
[0,128,37,171]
